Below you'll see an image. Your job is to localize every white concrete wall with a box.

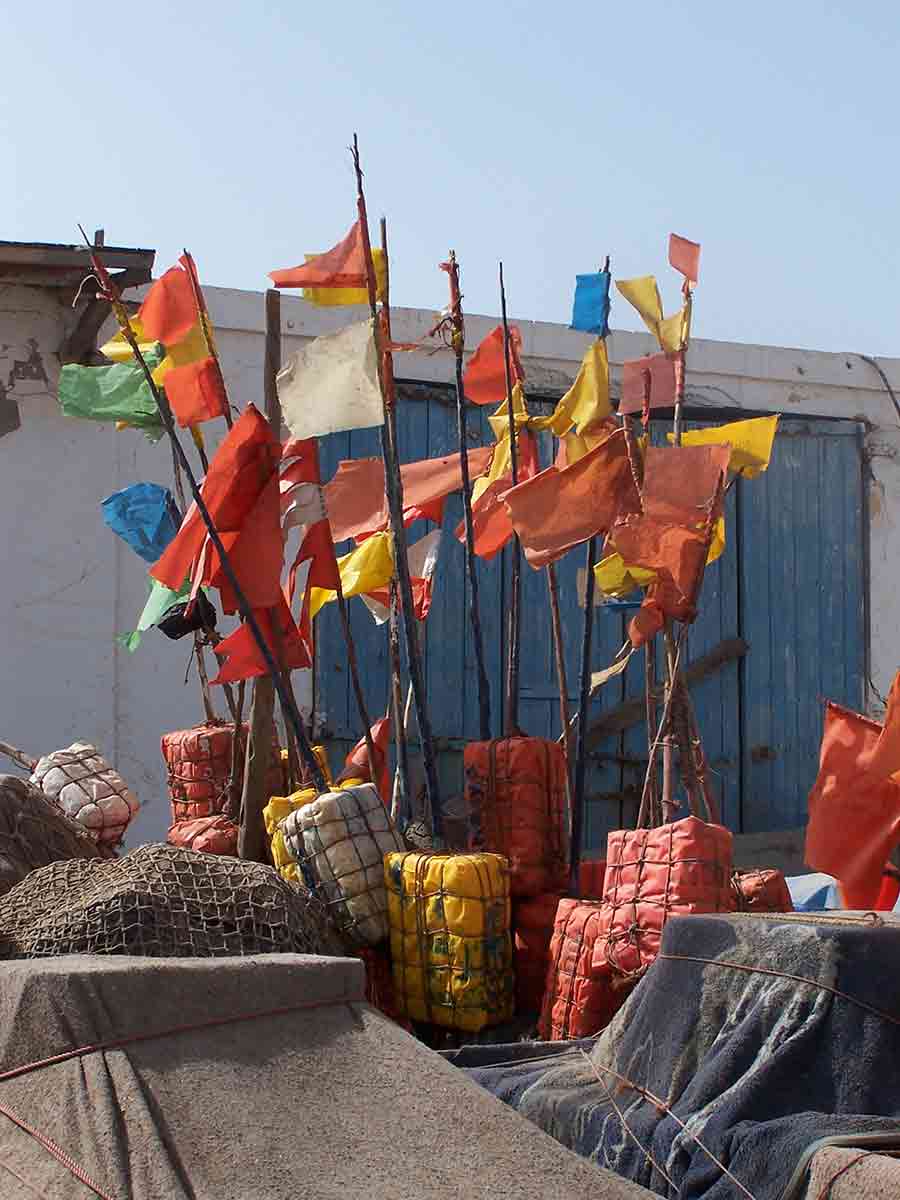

[2,281,898,846]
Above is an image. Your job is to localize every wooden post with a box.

[499,262,521,736]
[388,574,411,822]
[350,138,442,840]
[547,561,574,847]
[571,535,598,885]
[445,251,491,741]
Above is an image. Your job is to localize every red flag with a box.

[502,429,640,569]
[211,594,310,684]
[164,357,227,427]
[620,352,683,418]
[463,325,524,406]
[139,264,197,346]
[336,716,392,803]
[806,700,900,909]
[269,221,368,290]
[151,405,282,612]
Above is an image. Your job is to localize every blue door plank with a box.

[739,418,864,832]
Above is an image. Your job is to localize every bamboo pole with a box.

[349,138,442,841]
[388,574,410,823]
[80,231,327,794]
[498,262,521,736]
[445,251,491,742]
[572,535,598,883]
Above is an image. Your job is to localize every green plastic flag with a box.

[59,347,165,429]
[120,576,191,652]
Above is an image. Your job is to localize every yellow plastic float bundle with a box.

[385,851,514,1032]
[263,746,332,883]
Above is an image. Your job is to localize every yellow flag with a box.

[101,316,211,386]
[558,427,610,465]
[532,340,612,439]
[668,415,779,478]
[487,382,529,442]
[301,248,387,306]
[309,531,394,619]
[616,276,690,353]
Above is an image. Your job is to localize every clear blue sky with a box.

[6,2,899,354]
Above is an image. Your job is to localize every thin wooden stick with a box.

[499,262,521,736]
[80,231,326,792]
[335,585,378,783]
[445,251,491,741]
[572,534,598,885]
[388,575,410,823]
[349,139,442,840]
[547,561,574,844]
[0,740,38,772]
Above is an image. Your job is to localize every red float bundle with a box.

[731,868,793,913]
[538,899,632,1041]
[464,736,568,897]
[161,722,284,823]
[513,892,563,1015]
[595,816,733,980]
[167,814,239,857]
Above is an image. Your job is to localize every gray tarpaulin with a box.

[0,953,652,1199]
[461,912,900,1199]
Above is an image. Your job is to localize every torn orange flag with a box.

[139,261,198,347]
[211,594,310,684]
[620,353,682,417]
[164,357,227,427]
[669,234,701,284]
[611,444,729,625]
[458,433,540,559]
[502,428,640,569]
[269,221,369,291]
[863,671,900,779]
[806,698,900,909]
[463,325,524,406]
[151,405,282,612]
[325,447,495,544]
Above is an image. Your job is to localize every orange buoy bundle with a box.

[731,867,793,913]
[463,736,569,898]
[166,814,238,856]
[512,891,563,1015]
[161,721,283,823]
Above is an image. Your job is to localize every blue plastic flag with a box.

[101,482,181,564]
[570,271,611,336]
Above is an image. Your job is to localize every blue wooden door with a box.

[316,392,865,844]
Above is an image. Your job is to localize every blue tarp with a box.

[101,482,180,564]
[570,271,611,336]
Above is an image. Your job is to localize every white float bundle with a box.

[281,783,405,946]
[29,742,139,849]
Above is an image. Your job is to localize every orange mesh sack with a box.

[513,892,562,1015]
[166,814,238,857]
[579,857,606,898]
[538,899,632,1041]
[161,722,283,822]
[731,868,793,914]
[595,816,733,979]
[464,736,568,898]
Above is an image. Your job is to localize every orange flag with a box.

[211,594,310,684]
[139,263,198,346]
[269,221,368,290]
[861,671,900,779]
[325,447,495,544]
[463,325,524,406]
[806,698,900,909]
[668,233,701,284]
[502,428,640,569]
[151,405,282,612]
[164,357,228,427]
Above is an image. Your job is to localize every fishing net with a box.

[0,842,346,960]
[0,775,100,897]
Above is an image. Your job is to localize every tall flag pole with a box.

[498,262,521,735]
[571,255,611,884]
[444,251,491,741]
[350,137,443,842]
[80,228,328,794]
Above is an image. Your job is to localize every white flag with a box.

[277,319,385,440]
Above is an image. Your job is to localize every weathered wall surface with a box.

[1,281,898,846]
